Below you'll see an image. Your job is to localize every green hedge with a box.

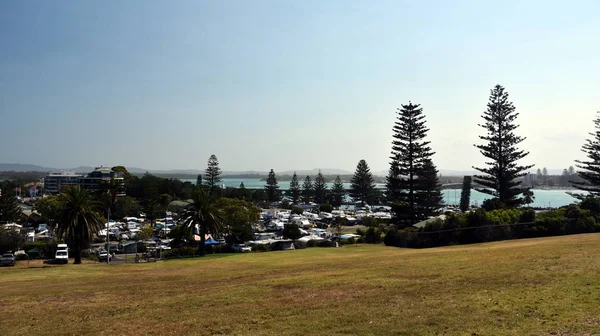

[385,204,600,249]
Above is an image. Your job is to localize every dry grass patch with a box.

[2,234,600,335]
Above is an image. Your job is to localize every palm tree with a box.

[179,188,223,255]
[53,186,104,264]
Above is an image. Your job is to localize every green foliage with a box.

[473,85,533,207]
[482,198,505,211]
[313,170,328,204]
[0,227,24,253]
[573,112,600,195]
[415,159,443,218]
[35,196,64,222]
[301,175,313,204]
[360,216,379,228]
[332,217,347,237]
[252,189,267,204]
[179,188,224,255]
[579,196,600,215]
[287,172,301,204]
[387,102,439,225]
[264,169,280,203]
[251,243,272,252]
[350,160,376,206]
[330,175,346,208]
[168,224,192,247]
[384,205,600,248]
[459,176,472,212]
[364,227,382,244]
[0,194,22,223]
[204,154,222,191]
[306,239,318,247]
[207,244,233,254]
[522,189,535,206]
[114,196,140,219]
[164,246,198,258]
[216,197,259,244]
[54,187,104,264]
[22,240,59,259]
[283,223,302,240]
[319,204,333,213]
[291,207,304,215]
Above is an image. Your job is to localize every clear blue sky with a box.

[1,0,599,173]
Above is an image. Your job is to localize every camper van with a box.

[55,244,69,264]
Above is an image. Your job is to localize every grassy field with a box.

[2,234,600,336]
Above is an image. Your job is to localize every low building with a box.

[44,172,83,194]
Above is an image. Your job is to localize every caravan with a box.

[55,244,69,264]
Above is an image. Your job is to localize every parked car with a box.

[98,250,112,262]
[232,243,252,253]
[0,253,16,267]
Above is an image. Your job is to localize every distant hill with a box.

[0,163,58,172]
[0,163,568,178]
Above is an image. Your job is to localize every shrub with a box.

[293,241,307,249]
[251,244,271,252]
[481,198,505,211]
[23,241,59,259]
[364,227,382,244]
[291,207,304,215]
[318,240,335,248]
[283,223,302,240]
[356,237,365,244]
[15,254,29,261]
[580,196,600,216]
[361,216,379,228]
[319,204,333,213]
[81,250,98,262]
[306,240,318,248]
[165,246,198,258]
[207,244,233,254]
[384,228,400,247]
[356,228,365,236]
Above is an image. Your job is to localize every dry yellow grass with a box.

[2,234,600,335]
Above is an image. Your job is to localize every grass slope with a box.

[2,234,600,335]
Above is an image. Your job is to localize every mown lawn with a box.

[2,234,600,335]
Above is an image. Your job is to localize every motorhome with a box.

[55,244,69,264]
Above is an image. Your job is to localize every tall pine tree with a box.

[473,85,533,208]
[287,172,301,204]
[0,194,22,223]
[313,170,328,204]
[196,174,203,186]
[330,175,346,209]
[415,159,443,218]
[204,154,222,191]
[459,176,472,212]
[301,176,313,204]
[387,102,438,225]
[573,112,600,196]
[264,169,280,203]
[350,160,375,206]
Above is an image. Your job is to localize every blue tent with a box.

[205,237,221,245]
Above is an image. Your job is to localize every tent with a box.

[205,237,221,245]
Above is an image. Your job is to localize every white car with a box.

[232,243,252,253]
